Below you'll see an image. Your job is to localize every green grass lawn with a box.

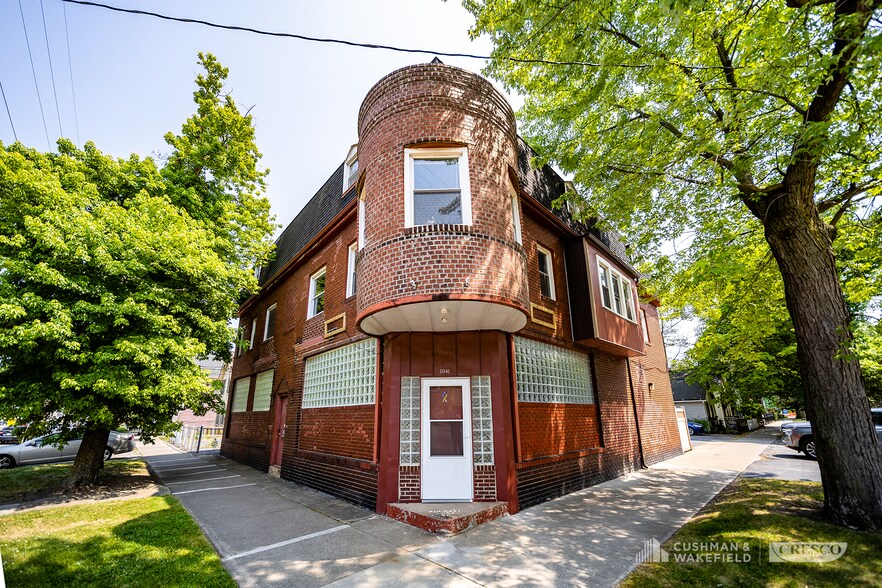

[0,496,235,588]
[0,460,147,504]
[622,478,882,588]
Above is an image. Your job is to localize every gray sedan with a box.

[783,408,882,459]
[0,431,136,468]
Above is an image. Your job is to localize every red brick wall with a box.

[299,406,375,461]
[474,466,497,501]
[399,466,420,502]
[632,302,682,465]
[519,214,573,341]
[356,62,530,327]
[518,403,600,460]
[223,213,380,507]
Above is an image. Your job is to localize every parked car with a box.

[0,425,25,445]
[782,409,882,459]
[687,421,705,436]
[0,431,136,469]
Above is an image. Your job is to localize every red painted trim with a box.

[373,337,382,464]
[375,334,402,513]
[357,294,529,332]
[507,334,522,463]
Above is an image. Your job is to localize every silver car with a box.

[783,408,882,459]
[0,431,136,468]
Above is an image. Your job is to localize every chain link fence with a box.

[171,425,223,453]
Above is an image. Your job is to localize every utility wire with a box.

[19,0,52,150]
[39,0,64,138]
[0,80,19,142]
[60,0,669,69]
[62,0,81,146]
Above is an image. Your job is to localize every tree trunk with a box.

[762,190,882,530]
[62,426,110,491]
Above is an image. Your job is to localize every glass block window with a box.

[252,369,274,412]
[514,337,595,404]
[471,376,494,465]
[231,377,249,413]
[303,339,376,408]
[400,377,420,466]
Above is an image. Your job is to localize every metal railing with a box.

[171,425,223,453]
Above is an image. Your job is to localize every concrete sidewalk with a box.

[142,427,779,587]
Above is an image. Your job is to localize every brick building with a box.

[221,61,681,526]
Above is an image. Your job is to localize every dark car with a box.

[0,431,136,468]
[782,408,882,459]
[0,425,26,445]
[687,421,705,436]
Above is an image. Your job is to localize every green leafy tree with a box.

[0,54,274,488]
[468,0,882,528]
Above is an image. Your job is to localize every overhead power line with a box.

[39,0,64,139]
[18,0,52,150]
[59,0,661,69]
[62,0,81,146]
[0,80,19,142]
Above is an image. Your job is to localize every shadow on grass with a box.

[1,496,234,588]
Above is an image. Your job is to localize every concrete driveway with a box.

[141,428,781,587]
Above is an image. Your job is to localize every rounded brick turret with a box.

[355,62,529,335]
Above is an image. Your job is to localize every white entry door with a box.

[421,377,473,502]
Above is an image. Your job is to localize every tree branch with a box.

[631,108,737,172]
[704,86,807,117]
[817,180,880,213]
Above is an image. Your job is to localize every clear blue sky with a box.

[0,0,519,230]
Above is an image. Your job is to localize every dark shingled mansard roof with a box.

[258,139,632,287]
[258,163,353,286]
[670,373,708,402]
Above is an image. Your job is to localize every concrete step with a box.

[387,501,508,534]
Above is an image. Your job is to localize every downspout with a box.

[626,360,646,469]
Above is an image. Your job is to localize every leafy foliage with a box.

[0,54,274,442]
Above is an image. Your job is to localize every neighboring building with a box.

[174,358,230,428]
[221,61,682,524]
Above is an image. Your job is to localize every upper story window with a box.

[537,245,555,300]
[343,144,359,192]
[598,257,635,322]
[358,197,366,249]
[346,242,358,297]
[404,147,472,227]
[308,267,326,318]
[641,309,650,343]
[509,179,522,244]
[249,318,256,350]
[264,304,277,340]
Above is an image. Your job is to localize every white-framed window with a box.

[346,242,358,298]
[249,318,256,350]
[641,308,650,343]
[598,257,636,321]
[514,337,594,404]
[264,304,276,340]
[509,179,522,244]
[404,147,472,227]
[252,370,274,412]
[358,198,366,249]
[343,144,359,191]
[308,267,326,318]
[231,377,249,412]
[537,245,555,300]
[303,339,377,408]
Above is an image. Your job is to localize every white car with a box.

[0,431,136,468]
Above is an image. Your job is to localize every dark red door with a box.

[270,395,288,466]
